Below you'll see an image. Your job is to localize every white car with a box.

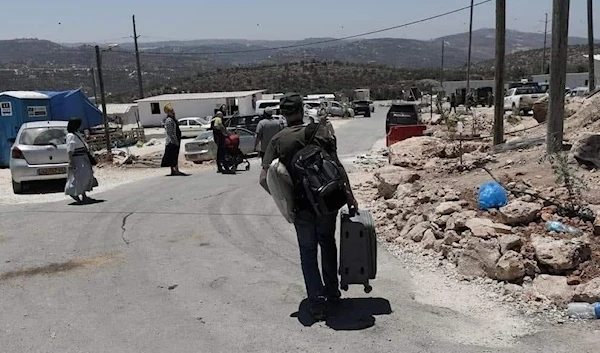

[178,117,210,138]
[10,121,69,194]
[255,100,281,116]
[184,127,256,164]
[303,100,322,120]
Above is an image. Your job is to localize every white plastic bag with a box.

[266,159,295,223]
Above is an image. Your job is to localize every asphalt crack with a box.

[120,212,134,245]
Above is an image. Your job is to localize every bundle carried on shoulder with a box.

[266,158,296,223]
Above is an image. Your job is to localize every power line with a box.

[112,0,493,57]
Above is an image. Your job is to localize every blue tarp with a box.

[38,90,103,130]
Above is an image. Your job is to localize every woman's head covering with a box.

[67,118,82,133]
[164,103,174,115]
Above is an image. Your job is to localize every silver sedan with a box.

[10,121,70,194]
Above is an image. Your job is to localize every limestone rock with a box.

[533,275,575,304]
[572,133,600,169]
[573,278,600,303]
[457,238,501,278]
[443,230,461,245]
[499,201,542,226]
[446,210,478,232]
[375,166,420,199]
[407,222,430,242]
[421,229,437,249]
[435,201,462,216]
[499,234,523,254]
[532,235,591,272]
[493,251,526,282]
[465,218,513,239]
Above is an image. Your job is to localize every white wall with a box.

[532,72,593,89]
[139,94,262,127]
[237,96,255,115]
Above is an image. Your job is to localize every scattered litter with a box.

[546,221,583,235]
[478,181,508,210]
[144,138,160,147]
[568,302,600,319]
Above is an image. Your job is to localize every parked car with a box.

[352,100,372,117]
[503,86,546,116]
[303,100,322,121]
[255,99,280,116]
[178,117,210,138]
[385,101,420,133]
[184,127,256,164]
[10,121,69,194]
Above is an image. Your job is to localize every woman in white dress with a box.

[64,118,98,203]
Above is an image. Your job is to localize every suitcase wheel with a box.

[341,283,349,291]
[364,284,372,293]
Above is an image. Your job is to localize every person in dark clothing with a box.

[212,111,230,173]
[161,103,187,176]
[450,93,457,114]
[259,93,358,321]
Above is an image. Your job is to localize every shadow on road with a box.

[291,297,392,330]
[68,198,106,206]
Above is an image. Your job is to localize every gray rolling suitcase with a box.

[339,207,377,293]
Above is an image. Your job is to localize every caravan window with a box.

[151,103,161,114]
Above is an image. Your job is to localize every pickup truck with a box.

[503,87,546,116]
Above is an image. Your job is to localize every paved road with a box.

[0,108,596,353]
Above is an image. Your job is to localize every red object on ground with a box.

[386,125,427,147]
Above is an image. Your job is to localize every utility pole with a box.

[588,0,595,92]
[133,15,144,99]
[493,0,506,146]
[95,45,112,156]
[89,68,98,105]
[440,39,445,90]
[465,0,474,95]
[547,0,570,154]
[541,13,549,74]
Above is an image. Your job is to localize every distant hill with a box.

[115,61,470,103]
[0,29,595,99]
[472,43,600,78]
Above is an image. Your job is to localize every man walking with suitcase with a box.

[260,93,358,321]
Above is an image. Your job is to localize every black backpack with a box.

[291,121,348,217]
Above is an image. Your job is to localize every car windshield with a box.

[354,101,369,105]
[515,87,541,94]
[258,102,279,109]
[194,131,213,141]
[19,127,68,146]
[305,102,321,108]
[390,105,417,113]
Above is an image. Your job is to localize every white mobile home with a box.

[99,103,139,125]
[136,90,264,127]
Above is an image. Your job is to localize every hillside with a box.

[0,29,594,100]
[472,44,600,77]
[115,61,470,103]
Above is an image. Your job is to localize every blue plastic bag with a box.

[478,181,508,210]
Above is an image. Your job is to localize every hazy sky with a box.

[2,0,598,43]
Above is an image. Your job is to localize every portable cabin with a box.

[0,91,52,166]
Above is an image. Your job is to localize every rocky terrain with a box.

[350,96,600,318]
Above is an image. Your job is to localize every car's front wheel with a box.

[12,180,23,194]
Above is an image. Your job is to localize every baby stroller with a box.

[222,133,250,173]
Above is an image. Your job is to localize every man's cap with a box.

[264,106,273,116]
[279,93,303,114]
